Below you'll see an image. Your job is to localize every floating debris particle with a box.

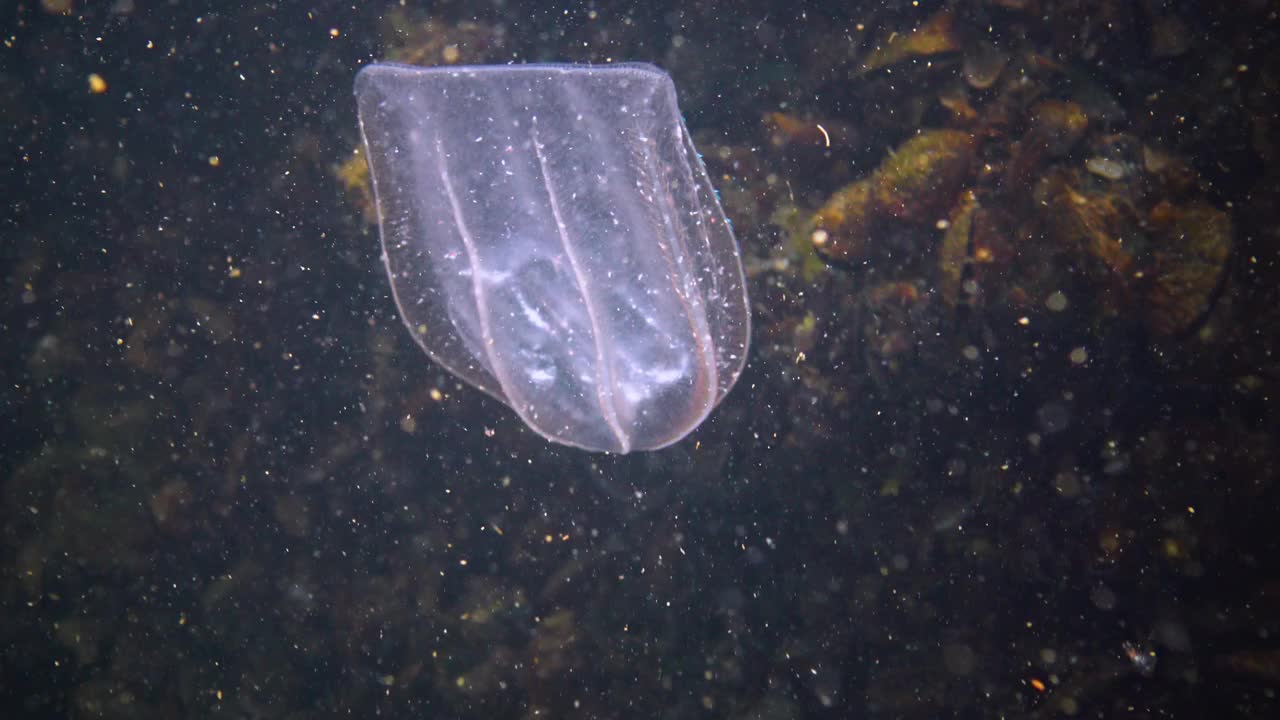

[764,112,856,148]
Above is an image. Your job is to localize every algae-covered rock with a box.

[874,129,976,221]
[860,11,962,75]
[812,129,976,264]
[811,177,877,263]
[1142,201,1232,337]
[937,190,980,307]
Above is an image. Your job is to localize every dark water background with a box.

[3,1,1278,717]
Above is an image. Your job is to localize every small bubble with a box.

[1045,291,1068,312]
[1090,584,1117,611]
[1037,402,1070,434]
[943,644,976,676]
[1053,472,1081,498]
